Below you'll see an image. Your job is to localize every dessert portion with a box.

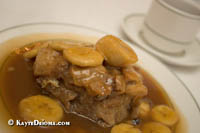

[22,35,148,127]
[0,35,179,133]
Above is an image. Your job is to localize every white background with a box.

[0,0,200,105]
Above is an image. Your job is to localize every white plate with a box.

[0,23,199,133]
[121,14,200,67]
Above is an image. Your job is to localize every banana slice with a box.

[142,122,171,133]
[49,41,93,51]
[111,123,141,133]
[49,43,76,51]
[19,95,63,122]
[151,105,179,126]
[96,35,138,67]
[63,46,104,67]
[137,102,151,118]
[23,43,48,58]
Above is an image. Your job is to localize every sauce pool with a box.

[0,37,186,133]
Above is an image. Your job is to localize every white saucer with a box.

[121,13,200,67]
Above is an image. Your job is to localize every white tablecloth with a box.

[0,0,200,105]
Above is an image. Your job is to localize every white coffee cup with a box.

[141,0,200,55]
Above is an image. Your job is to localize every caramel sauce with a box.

[0,33,187,133]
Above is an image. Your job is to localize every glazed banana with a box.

[63,46,104,67]
[142,122,171,133]
[137,102,151,118]
[125,83,148,97]
[49,43,76,51]
[23,43,48,58]
[151,105,179,126]
[111,123,141,133]
[49,42,92,51]
[96,35,138,67]
[19,95,63,122]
